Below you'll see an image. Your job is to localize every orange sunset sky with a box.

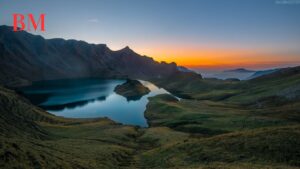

[2,0,300,70]
[133,44,300,69]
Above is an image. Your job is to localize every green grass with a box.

[1,66,300,168]
[145,94,294,135]
[0,86,141,169]
[139,125,300,169]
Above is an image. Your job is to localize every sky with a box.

[0,0,300,70]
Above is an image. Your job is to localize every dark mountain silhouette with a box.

[0,25,197,87]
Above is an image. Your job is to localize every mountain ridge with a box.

[247,68,280,79]
[224,68,256,73]
[0,25,198,87]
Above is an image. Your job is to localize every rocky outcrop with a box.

[114,79,150,101]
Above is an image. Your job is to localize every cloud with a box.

[88,18,99,23]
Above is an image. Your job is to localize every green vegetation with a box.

[145,94,296,135]
[1,66,300,169]
[141,66,300,168]
[0,86,142,169]
[140,125,300,168]
[114,79,150,101]
[147,67,300,131]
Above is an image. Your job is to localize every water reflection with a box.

[20,78,170,127]
[41,96,107,111]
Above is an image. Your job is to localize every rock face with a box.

[114,79,150,101]
[0,25,186,87]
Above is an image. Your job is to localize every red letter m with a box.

[28,14,45,31]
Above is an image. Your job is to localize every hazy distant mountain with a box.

[194,68,283,80]
[0,25,196,87]
[224,68,256,73]
[247,69,280,79]
[193,68,255,80]
[250,66,300,81]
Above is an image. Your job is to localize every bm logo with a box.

[13,14,45,32]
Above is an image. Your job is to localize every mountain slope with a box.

[1,84,300,169]
[249,66,300,82]
[140,125,300,168]
[0,85,72,138]
[227,66,300,104]
[0,25,190,87]
[0,85,144,169]
[246,68,280,79]
[146,66,300,135]
[141,66,300,168]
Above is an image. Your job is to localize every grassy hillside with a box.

[0,86,141,169]
[1,66,300,169]
[139,125,300,169]
[152,66,300,104]
[141,66,300,168]
[148,66,300,128]
[145,94,295,135]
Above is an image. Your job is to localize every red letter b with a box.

[13,14,25,31]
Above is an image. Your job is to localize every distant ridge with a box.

[0,25,199,87]
[250,66,300,81]
[247,68,280,79]
[224,68,256,73]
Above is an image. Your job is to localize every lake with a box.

[19,78,170,127]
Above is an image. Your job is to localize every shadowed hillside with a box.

[0,86,143,169]
[0,25,199,87]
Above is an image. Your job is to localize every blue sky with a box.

[1,0,300,68]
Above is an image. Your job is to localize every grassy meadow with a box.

[1,66,300,169]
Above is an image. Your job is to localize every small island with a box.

[114,79,150,101]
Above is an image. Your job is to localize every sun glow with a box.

[135,45,300,69]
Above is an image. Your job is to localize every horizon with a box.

[1,24,298,71]
[1,0,300,69]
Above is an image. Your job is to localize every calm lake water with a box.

[20,79,170,127]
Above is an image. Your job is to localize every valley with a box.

[1,65,300,169]
[0,25,300,169]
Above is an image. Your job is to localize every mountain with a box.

[0,25,196,87]
[224,68,256,73]
[246,68,280,79]
[1,24,299,168]
[249,66,299,81]
[192,68,256,80]
[176,66,194,73]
